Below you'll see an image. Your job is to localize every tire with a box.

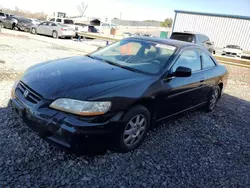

[31,28,37,34]
[204,86,221,112]
[52,31,58,38]
[115,105,150,152]
[12,23,16,30]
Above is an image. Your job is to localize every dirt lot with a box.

[0,29,250,187]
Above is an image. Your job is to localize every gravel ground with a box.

[1,29,250,187]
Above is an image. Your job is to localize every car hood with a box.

[21,56,146,100]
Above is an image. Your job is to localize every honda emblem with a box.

[23,90,29,98]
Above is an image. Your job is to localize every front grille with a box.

[16,82,42,104]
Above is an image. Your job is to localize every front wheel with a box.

[205,86,221,112]
[115,105,150,152]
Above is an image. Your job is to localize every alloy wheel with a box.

[52,31,57,38]
[32,28,36,34]
[209,88,219,110]
[123,114,146,147]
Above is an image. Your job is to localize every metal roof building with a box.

[172,10,250,51]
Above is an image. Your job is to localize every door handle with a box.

[200,77,205,82]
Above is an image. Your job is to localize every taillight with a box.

[61,28,66,31]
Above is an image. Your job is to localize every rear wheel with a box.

[31,28,37,34]
[52,31,58,38]
[115,105,150,152]
[205,86,221,112]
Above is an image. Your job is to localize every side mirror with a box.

[173,66,192,77]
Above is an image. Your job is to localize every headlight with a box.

[49,98,111,116]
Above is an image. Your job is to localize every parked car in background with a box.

[31,21,75,38]
[15,17,33,32]
[0,16,32,31]
[0,16,18,29]
[170,32,215,54]
[222,45,243,58]
[10,37,228,152]
[143,34,153,37]
[122,32,132,38]
[49,18,75,30]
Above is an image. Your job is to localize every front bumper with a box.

[10,98,124,150]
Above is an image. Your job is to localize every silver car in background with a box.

[31,21,75,39]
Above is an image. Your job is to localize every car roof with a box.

[127,36,199,49]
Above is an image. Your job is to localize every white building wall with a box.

[173,13,250,51]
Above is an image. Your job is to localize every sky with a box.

[1,0,250,21]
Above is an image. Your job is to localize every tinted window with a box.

[40,22,48,26]
[64,19,74,24]
[201,51,216,69]
[170,33,195,43]
[50,18,55,21]
[17,18,31,23]
[172,50,201,72]
[56,18,62,22]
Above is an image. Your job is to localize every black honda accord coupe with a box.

[10,37,228,152]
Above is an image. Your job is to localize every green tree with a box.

[161,18,173,28]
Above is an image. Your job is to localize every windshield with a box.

[64,19,74,24]
[16,17,31,23]
[226,45,240,49]
[170,33,195,43]
[90,39,176,74]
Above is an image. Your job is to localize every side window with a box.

[172,49,201,72]
[50,18,55,21]
[52,23,57,26]
[41,22,47,26]
[201,51,216,69]
[56,18,62,22]
[199,35,209,43]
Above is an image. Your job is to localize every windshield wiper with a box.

[102,59,141,73]
[86,55,141,73]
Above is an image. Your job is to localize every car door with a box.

[37,22,48,35]
[3,17,12,28]
[46,22,55,36]
[156,48,207,119]
[200,50,218,100]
